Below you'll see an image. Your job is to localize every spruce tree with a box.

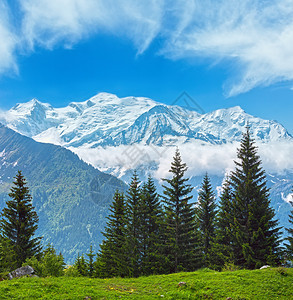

[162,149,199,273]
[196,173,217,268]
[217,178,233,247]
[230,127,282,269]
[0,171,42,267]
[98,190,127,277]
[139,176,165,275]
[214,177,234,268]
[285,199,293,260]
[124,171,142,277]
[75,254,88,276]
[86,245,95,277]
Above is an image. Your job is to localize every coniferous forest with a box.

[0,127,292,279]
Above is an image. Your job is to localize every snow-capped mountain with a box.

[1,93,292,149]
[4,93,159,147]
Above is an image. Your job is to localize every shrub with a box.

[276,267,288,276]
[221,262,240,272]
[64,265,80,277]
[24,244,65,277]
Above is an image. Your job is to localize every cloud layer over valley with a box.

[71,140,293,181]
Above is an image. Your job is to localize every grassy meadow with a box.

[0,267,292,299]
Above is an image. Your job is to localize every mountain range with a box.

[2,93,292,148]
[0,92,292,260]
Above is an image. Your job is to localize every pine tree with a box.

[217,178,233,246]
[214,177,234,268]
[285,198,293,260]
[162,148,199,273]
[86,245,95,277]
[98,190,127,277]
[0,171,42,267]
[75,253,88,276]
[139,176,165,275]
[230,127,282,269]
[196,173,217,268]
[124,171,142,277]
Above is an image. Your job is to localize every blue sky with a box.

[0,0,292,133]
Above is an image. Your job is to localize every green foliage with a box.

[285,199,293,260]
[98,190,127,278]
[196,173,217,268]
[0,125,127,264]
[24,244,65,277]
[74,254,88,277]
[221,262,240,272]
[124,172,142,277]
[138,176,165,275]
[162,149,200,273]
[1,268,293,299]
[275,267,288,276]
[230,127,283,269]
[0,171,42,268]
[63,265,80,277]
[0,236,17,272]
[86,245,95,278]
[214,178,234,268]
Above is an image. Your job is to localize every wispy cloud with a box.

[20,0,163,53]
[1,0,293,95]
[161,0,293,96]
[0,1,18,75]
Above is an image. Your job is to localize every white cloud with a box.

[154,142,237,180]
[161,0,293,96]
[258,141,293,174]
[0,2,18,75]
[1,0,293,95]
[71,140,293,181]
[20,0,163,53]
[281,192,293,203]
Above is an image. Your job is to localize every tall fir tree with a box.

[75,253,88,276]
[0,171,42,267]
[214,177,234,268]
[230,127,282,269]
[98,190,127,277]
[196,173,217,268]
[86,245,95,277]
[139,175,165,275]
[217,178,233,245]
[285,198,293,260]
[162,148,199,273]
[124,171,142,277]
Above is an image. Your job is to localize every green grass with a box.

[0,268,292,299]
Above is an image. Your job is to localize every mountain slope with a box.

[0,124,127,263]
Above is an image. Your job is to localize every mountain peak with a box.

[29,98,41,104]
[11,98,51,114]
[228,105,245,112]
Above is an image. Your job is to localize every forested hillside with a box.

[0,124,127,263]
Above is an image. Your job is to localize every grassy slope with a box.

[0,268,293,299]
